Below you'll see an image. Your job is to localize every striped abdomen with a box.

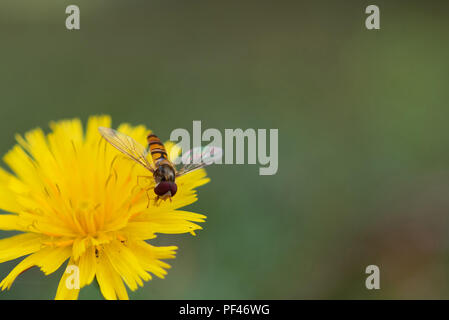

[147,133,171,166]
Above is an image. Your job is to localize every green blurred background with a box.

[1,0,449,299]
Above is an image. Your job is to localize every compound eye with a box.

[154,181,170,196]
[170,183,178,196]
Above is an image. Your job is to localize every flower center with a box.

[70,199,102,235]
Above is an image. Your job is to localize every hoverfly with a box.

[98,127,222,205]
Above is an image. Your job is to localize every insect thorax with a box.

[153,163,176,184]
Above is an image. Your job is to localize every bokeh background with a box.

[1,0,449,299]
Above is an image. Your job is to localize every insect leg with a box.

[154,195,161,207]
[146,189,153,208]
[131,175,148,194]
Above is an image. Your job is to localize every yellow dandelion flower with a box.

[0,115,210,300]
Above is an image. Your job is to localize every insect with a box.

[98,127,222,206]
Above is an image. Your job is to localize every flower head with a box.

[0,115,209,299]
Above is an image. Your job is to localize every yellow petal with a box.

[55,258,80,300]
[103,241,151,291]
[120,221,156,240]
[0,233,47,263]
[15,128,54,172]
[3,145,42,191]
[85,115,111,145]
[96,252,129,300]
[116,123,150,148]
[72,237,89,261]
[127,240,177,279]
[0,180,23,214]
[78,245,96,287]
[0,214,25,231]
[164,141,182,163]
[176,168,210,190]
[0,246,71,290]
[128,210,206,236]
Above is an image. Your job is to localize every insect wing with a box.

[175,146,223,177]
[98,126,154,172]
